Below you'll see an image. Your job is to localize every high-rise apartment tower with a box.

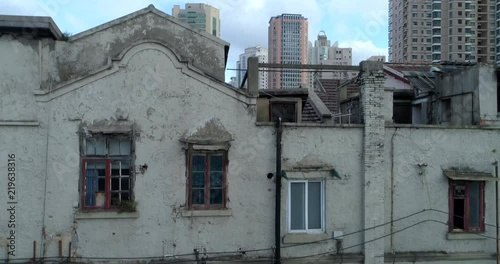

[268,14,308,89]
[172,3,220,37]
[389,0,497,64]
[237,46,268,89]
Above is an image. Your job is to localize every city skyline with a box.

[0,0,388,82]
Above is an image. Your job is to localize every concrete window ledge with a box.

[283,233,329,244]
[181,209,232,217]
[74,211,139,220]
[447,232,487,240]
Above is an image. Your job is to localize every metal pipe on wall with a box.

[68,242,72,262]
[390,129,398,252]
[495,161,499,264]
[274,118,282,264]
[32,241,36,263]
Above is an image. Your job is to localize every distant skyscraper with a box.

[237,46,268,89]
[389,0,496,64]
[308,32,354,86]
[268,14,308,89]
[367,55,386,62]
[228,76,238,88]
[309,31,331,65]
[172,3,220,37]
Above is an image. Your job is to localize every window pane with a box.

[111,161,120,176]
[120,139,131,155]
[121,161,130,176]
[98,178,106,192]
[95,138,105,155]
[109,138,131,156]
[192,155,205,172]
[85,139,95,155]
[308,182,322,229]
[96,163,106,176]
[192,172,205,187]
[192,189,204,204]
[85,164,97,206]
[121,177,130,191]
[109,138,120,156]
[111,161,130,176]
[290,182,305,230]
[210,172,223,187]
[210,189,223,204]
[210,155,223,171]
[453,182,466,230]
[111,177,119,191]
[86,138,105,155]
[122,192,130,201]
[469,182,481,228]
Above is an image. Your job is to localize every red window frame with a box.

[81,135,133,211]
[187,150,228,210]
[448,180,485,233]
[81,158,132,211]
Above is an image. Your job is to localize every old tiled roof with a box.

[405,72,436,93]
[302,78,361,122]
[302,100,321,122]
[316,79,341,113]
[301,79,342,122]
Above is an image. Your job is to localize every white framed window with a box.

[287,180,325,233]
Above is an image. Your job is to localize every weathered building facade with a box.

[1,6,500,264]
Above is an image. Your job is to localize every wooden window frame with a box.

[81,135,133,211]
[448,180,485,233]
[187,150,228,210]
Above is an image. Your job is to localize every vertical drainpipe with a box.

[495,161,499,264]
[390,129,397,252]
[275,118,282,264]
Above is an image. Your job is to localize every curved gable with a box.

[35,41,253,105]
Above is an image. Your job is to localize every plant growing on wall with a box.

[61,31,73,41]
[111,198,137,213]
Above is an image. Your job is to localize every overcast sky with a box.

[1,0,389,81]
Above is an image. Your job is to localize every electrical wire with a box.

[1,208,429,263]
[427,208,497,228]
[5,208,498,263]
[282,212,500,262]
[280,219,458,261]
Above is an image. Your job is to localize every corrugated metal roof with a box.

[405,72,436,93]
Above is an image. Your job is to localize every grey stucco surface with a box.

[385,127,500,253]
[0,35,40,121]
[435,64,499,126]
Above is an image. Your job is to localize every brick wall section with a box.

[359,61,386,264]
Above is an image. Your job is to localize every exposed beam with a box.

[0,121,40,126]
[258,63,360,71]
